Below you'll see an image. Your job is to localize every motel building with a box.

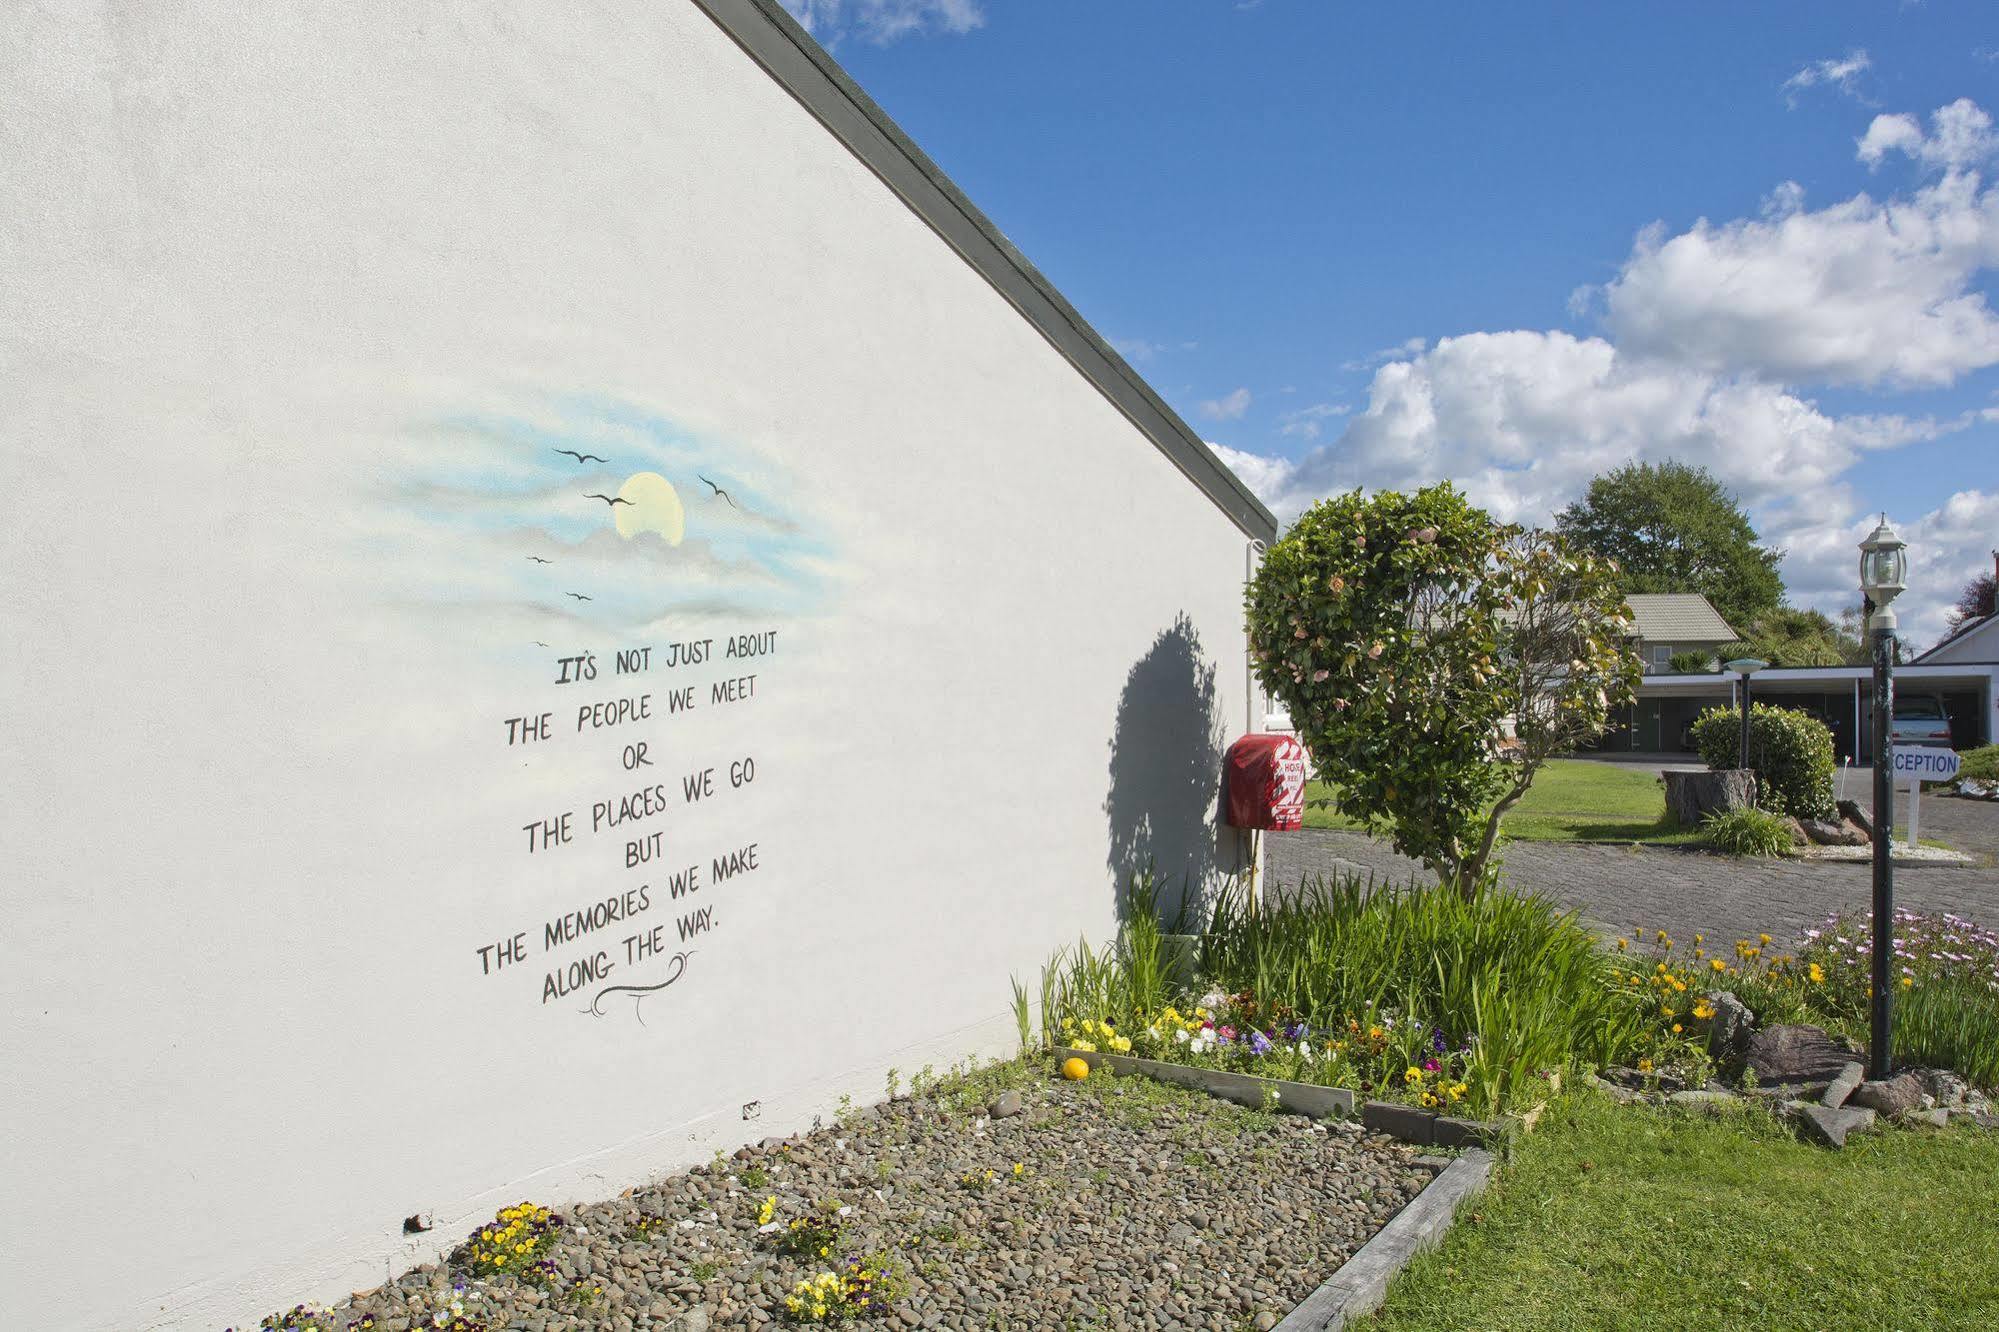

[1599,596,1999,762]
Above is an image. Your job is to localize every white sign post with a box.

[1891,746,1962,848]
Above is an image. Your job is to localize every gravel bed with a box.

[302,1067,1431,1332]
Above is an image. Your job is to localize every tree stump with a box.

[1664,768,1754,827]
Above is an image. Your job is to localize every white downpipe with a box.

[1244,539,1266,735]
[1242,539,1268,904]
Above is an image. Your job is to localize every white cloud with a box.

[1213,328,1983,642]
[1277,401,1349,441]
[1602,168,1999,388]
[1213,102,1999,645]
[780,0,983,45]
[1197,386,1252,421]
[1233,331,1943,523]
[1857,98,1999,171]
[1782,49,1873,106]
[1770,488,1999,648]
[1342,336,1427,373]
[1206,441,1297,502]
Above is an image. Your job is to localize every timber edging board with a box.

[1272,1148,1497,1331]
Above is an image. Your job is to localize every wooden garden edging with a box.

[1050,1046,1517,1146]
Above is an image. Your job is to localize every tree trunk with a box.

[1664,768,1755,828]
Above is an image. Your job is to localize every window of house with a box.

[1652,645,1672,671]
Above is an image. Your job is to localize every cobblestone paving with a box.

[1269,795,1999,951]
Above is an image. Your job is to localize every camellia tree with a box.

[1247,484,1641,894]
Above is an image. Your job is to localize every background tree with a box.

[1555,461,1782,629]
[1946,564,1997,635]
[1247,484,1640,893]
[1721,606,1867,669]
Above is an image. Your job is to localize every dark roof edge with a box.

[689,0,1279,543]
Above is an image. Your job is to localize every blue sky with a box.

[784,1,1999,645]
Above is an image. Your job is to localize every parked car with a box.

[1890,694,1953,748]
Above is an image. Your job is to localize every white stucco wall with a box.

[0,5,1262,1328]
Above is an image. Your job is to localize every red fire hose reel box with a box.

[1223,733,1309,831]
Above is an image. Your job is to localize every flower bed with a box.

[231,1062,1431,1332]
[1609,910,1999,1090]
[1034,874,1644,1116]
[1033,876,1995,1133]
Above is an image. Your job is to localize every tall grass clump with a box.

[1037,872,1174,1044]
[1199,875,1643,1110]
[1701,806,1793,857]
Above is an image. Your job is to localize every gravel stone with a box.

[270,1073,1428,1331]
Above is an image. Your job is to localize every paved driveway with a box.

[1267,794,1999,951]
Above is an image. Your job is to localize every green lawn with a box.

[1305,759,1698,845]
[1368,1094,1999,1331]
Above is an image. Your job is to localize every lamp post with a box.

[1859,516,1908,1080]
[1723,657,1769,774]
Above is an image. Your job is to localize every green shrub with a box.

[1689,703,1836,819]
[1700,806,1794,857]
[1667,650,1715,674]
[1961,744,1999,785]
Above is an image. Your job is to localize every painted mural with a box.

[383,398,839,1023]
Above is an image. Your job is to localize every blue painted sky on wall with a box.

[386,399,833,647]
[788,0,1999,645]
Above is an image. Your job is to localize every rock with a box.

[1821,1062,1864,1109]
[1802,817,1866,846]
[1744,1024,1855,1084]
[1914,1068,1971,1109]
[1705,992,1757,1063]
[1792,1103,1877,1148]
[1742,1078,1833,1103]
[1254,1314,1277,1331]
[988,1091,1023,1119]
[1600,1065,1689,1093]
[1787,818,1811,848]
[1903,1108,1950,1129]
[1850,1073,1924,1117]
[1949,1108,1999,1130]
[1838,799,1874,837]
[1667,1089,1738,1107]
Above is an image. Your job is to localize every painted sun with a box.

[613,471,685,545]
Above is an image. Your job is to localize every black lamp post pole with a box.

[1737,672,1753,770]
[1869,624,1895,1080]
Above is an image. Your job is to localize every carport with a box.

[1609,662,1997,760]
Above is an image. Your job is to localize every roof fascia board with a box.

[689,0,1278,543]
[1637,663,1998,683]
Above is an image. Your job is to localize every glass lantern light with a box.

[1858,516,1907,631]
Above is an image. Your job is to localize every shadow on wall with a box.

[1105,613,1229,924]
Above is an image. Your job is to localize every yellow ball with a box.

[1061,1057,1091,1081]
